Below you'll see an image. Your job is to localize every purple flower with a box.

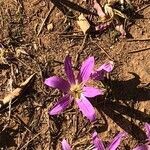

[133,123,150,150]
[61,131,126,150]
[91,61,114,80]
[95,22,111,32]
[92,131,127,150]
[44,56,104,121]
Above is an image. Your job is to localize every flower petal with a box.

[76,95,96,121]
[95,22,110,31]
[61,139,72,150]
[44,76,70,93]
[107,132,126,150]
[93,0,106,19]
[64,56,75,84]
[115,24,126,37]
[78,57,94,83]
[145,123,150,139]
[97,61,114,72]
[92,61,114,80]
[83,86,104,98]
[133,145,150,150]
[49,95,70,115]
[92,131,105,150]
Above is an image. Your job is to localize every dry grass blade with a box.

[91,41,114,61]
[0,74,36,109]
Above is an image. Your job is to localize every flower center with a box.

[70,83,83,100]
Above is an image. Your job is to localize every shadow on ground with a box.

[0,126,17,149]
[92,72,150,141]
[107,72,150,102]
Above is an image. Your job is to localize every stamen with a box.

[70,83,83,99]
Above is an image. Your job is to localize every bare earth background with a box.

[0,0,150,149]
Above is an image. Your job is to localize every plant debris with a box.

[0,74,35,109]
[77,14,91,34]
[47,23,54,31]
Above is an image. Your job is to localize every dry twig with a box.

[75,34,88,68]
[91,41,114,61]
[59,34,84,38]
[20,128,48,150]
[128,47,150,54]
[37,5,55,36]
[136,4,150,13]
[127,38,150,42]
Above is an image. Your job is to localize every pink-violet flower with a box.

[61,131,126,150]
[44,56,104,121]
[92,131,126,150]
[133,123,150,150]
